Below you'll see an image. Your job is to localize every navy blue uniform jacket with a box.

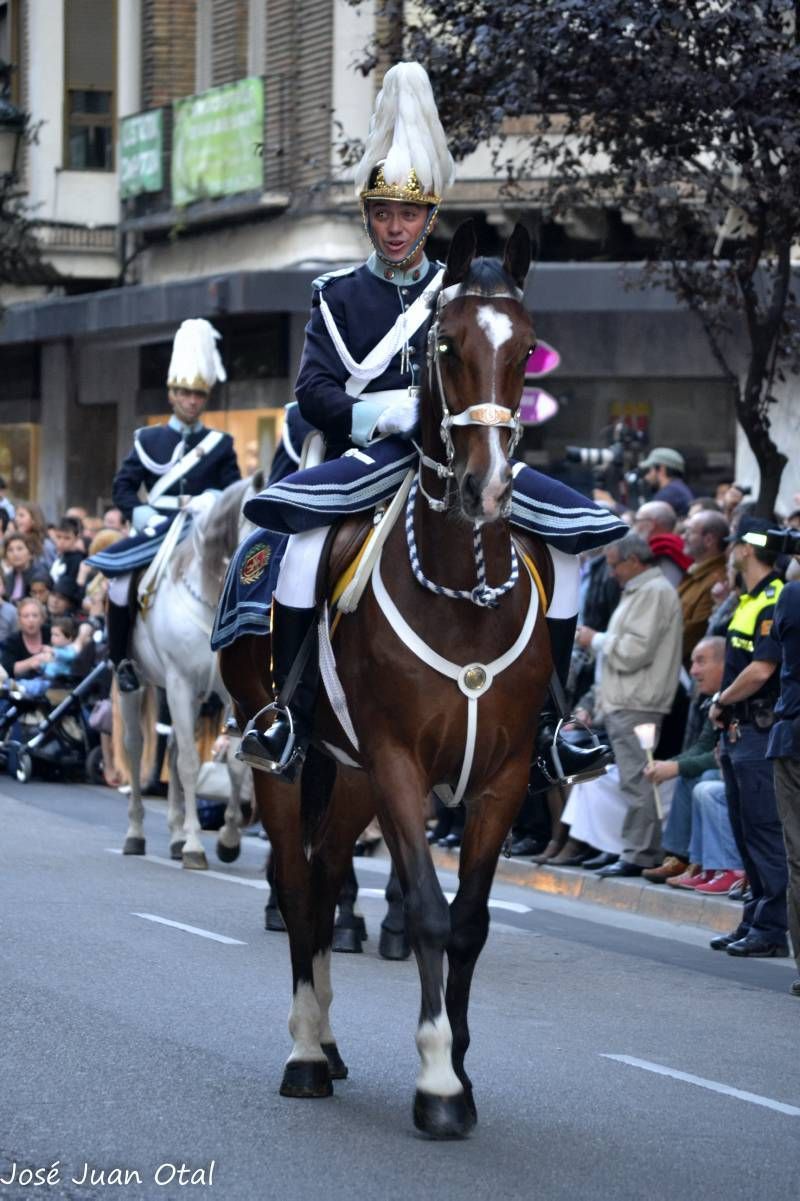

[113,424,241,521]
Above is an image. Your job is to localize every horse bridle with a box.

[418,281,528,513]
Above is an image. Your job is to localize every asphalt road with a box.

[1,779,799,1201]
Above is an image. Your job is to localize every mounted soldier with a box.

[88,318,241,692]
[234,61,627,784]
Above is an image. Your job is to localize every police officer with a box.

[240,61,627,781]
[88,318,240,691]
[708,515,789,957]
[767,538,800,995]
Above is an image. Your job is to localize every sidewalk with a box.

[428,846,740,935]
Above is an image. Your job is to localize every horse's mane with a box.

[172,476,251,602]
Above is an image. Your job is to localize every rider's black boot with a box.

[535,615,611,786]
[107,601,140,693]
[237,601,318,781]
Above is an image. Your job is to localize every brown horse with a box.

[221,222,553,1138]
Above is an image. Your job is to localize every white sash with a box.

[318,268,445,399]
[147,429,224,507]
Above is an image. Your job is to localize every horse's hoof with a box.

[264,906,286,933]
[280,1059,333,1098]
[123,837,145,856]
[352,914,367,941]
[321,1042,349,1080]
[169,840,185,861]
[379,927,411,960]
[413,1090,476,1139]
[332,924,363,953]
[216,840,241,864]
[182,850,208,871]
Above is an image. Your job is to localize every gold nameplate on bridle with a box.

[469,405,514,426]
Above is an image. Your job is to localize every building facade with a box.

[0,0,765,521]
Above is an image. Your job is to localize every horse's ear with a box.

[443,219,477,288]
[502,224,532,290]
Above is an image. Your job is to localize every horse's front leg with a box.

[217,735,246,863]
[164,676,205,870]
[370,755,473,1139]
[119,687,147,856]
[445,756,530,1124]
[165,739,186,860]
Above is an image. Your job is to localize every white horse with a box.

[119,475,258,870]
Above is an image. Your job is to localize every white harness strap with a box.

[148,429,224,506]
[318,269,444,398]
[137,508,189,612]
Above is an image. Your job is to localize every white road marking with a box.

[106,848,268,889]
[132,912,246,945]
[602,1054,800,1117]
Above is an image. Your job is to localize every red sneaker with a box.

[667,868,713,890]
[693,870,745,895]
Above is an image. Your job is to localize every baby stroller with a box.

[0,658,110,784]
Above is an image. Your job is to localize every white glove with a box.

[375,394,419,438]
[132,504,167,535]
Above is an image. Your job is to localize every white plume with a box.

[167,318,227,389]
[354,61,455,199]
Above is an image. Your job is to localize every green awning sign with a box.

[172,77,264,207]
[120,109,163,198]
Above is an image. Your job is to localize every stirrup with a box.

[235,704,306,782]
[536,716,612,788]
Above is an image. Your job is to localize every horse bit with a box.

[408,282,530,608]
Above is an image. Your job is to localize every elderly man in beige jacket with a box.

[577,532,684,876]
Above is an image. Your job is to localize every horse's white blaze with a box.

[415,995,463,1097]
[287,981,326,1063]
[312,950,335,1045]
[476,305,513,352]
[481,425,508,517]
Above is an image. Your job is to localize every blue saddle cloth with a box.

[244,438,627,555]
[210,528,286,651]
[86,512,192,578]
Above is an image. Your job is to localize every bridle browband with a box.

[417,281,527,514]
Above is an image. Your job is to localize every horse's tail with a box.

[300,745,337,859]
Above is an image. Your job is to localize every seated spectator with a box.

[666,776,745,894]
[102,506,126,532]
[559,764,678,868]
[13,500,56,568]
[640,447,694,517]
[50,516,86,599]
[0,474,14,522]
[3,533,35,601]
[678,510,730,666]
[40,616,94,685]
[0,575,18,644]
[1,597,50,680]
[634,500,692,587]
[641,636,727,882]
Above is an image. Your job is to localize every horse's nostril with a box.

[462,473,482,508]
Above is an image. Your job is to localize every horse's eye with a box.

[438,341,450,354]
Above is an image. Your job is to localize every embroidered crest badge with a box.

[240,542,271,586]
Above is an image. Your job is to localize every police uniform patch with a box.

[240,542,272,585]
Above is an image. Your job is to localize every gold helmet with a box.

[355,62,455,266]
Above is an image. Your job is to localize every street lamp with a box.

[0,59,27,182]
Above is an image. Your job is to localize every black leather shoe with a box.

[237,718,305,781]
[116,659,140,693]
[596,860,643,878]
[537,726,613,786]
[709,930,744,951]
[437,832,462,849]
[581,852,618,870]
[509,836,541,857]
[726,935,789,958]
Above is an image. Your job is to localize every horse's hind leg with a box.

[217,737,246,863]
[445,760,530,1125]
[165,675,205,870]
[119,688,146,856]
[332,861,366,953]
[370,758,472,1140]
[379,860,410,960]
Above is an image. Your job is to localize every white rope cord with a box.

[405,475,518,608]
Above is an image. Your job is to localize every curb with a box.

[428,847,740,934]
